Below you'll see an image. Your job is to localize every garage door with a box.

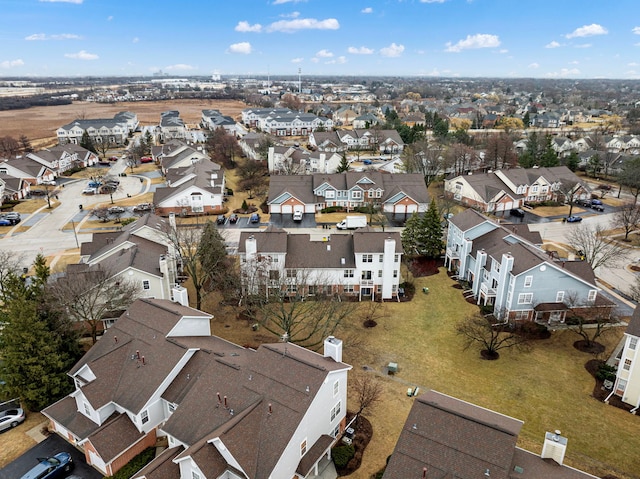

[281,205,293,214]
[89,450,107,475]
[394,204,406,214]
[407,204,418,213]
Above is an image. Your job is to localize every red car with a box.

[140,157,153,163]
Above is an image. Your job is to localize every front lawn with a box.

[206,269,637,479]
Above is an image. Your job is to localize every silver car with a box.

[0,407,25,432]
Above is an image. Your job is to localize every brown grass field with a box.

[0,99,247,147]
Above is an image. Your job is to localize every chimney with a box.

[541,430,568,465]
[246,235,257,259]
[323,336,343,362]
[169,212,177,231]
[327,244,331,251]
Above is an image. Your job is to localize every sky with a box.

[2,0,640,79]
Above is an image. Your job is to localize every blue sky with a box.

[2,0,640,79]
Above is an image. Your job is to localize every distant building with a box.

[56,111,138,146]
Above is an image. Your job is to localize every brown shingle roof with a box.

[626,306,640,337]
[87,413,144,463]
[42,396,102,440]
[133,445,184,479]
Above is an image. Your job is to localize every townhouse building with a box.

[238,226,403,301]
[445,209,614,322]
[609,306,640,412]
[43,298,351,479]
[57,111,138,146]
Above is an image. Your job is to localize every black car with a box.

[510,208,525,218]
[591,203,605,212]
[216,214,226,225]
[229,214,239,224]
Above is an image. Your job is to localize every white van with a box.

[293,210,303,221]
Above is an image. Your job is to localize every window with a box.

[630,337,638,350]
[168,403,176,413]
[83,402,91,416]
[330,401,342,421]
[300,439,307,457]
[361,271,372,280]
[514,310,529,321]
[286,269,297,278]
[524,276,533,288]
[192,472,200,479]
[362,254,373,263]
[379,255,384,263]
[269,270,280,281]
[141,409,149,424]
[393,270,398,278]
[344,269,354,278]
[325,190,335,199]
[518,293,533,304]
[334,380,339,397]
[394,254,399,263]
[344,285,354,293]
[531,185,539,193]
[287,284,297,294]
[378,270,383,278]
[556,291,565,302]
[142,280,150,290]
[352,190,362,200]
[623,359,632,371]
[617,378,627,392]
[588,290,597,302]
[332,424,340,438]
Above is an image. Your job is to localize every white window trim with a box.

[518,293,533,304]
[524,276,533,288]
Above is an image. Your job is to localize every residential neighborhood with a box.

[2,74,640,479]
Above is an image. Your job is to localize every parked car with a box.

[363,159,372,165]
[108,206,125,214]
[109,156,119,162]
[591,199,603,206]
[250,213,260,224]
[100,184,117,194]
[591,203,605,212]
[0,407,25,432]
[140,156,153,163]
[509,208,526,218]
[0,218,12,227]
[216,214,226,225]
[4,212,21,224]
[229,213,239,224]
[41,180,56,186]
[293,210,303,221]
[565,216,583,223]
[133,203,153,213]
[19,452,73,479]
[82,187,97,195]
[87,181,102,188]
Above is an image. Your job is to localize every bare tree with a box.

[445,143,475,176]
[360,300,387,328]
[613,202,640,241]
[564,293,619,350]
[51,265,141,343]
[237,158,269,198]
[351,373,383,426]
[484,132,517,170]
[402,139,445,186]
[0,250,25,300]
[456,312,529,360]
[556,179,582,217]
[95,140,117,159]
[91,206,110,223]
[565,223,626,271]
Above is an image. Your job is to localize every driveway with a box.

[0,434,101,479]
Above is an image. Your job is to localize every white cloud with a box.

[499,49,508,54]
[39,0,83,3]
[267,17,339,33]
[107,15,113,21]
[235,21,262,33]
[273,0,306,3]
[348,46,374,55]
[575,43,592,48]
[132,37,139,44]
[445,33,500,52]
[326,56,347,65]
[280,11,300,18]
[291,57,304,63]
[545,41,561,49]
[629,62,639,67]
[228,42,252,54]
[165,64,196,71]
[380,43,405,57]
[566,23,608,39]
[316,49,333,58]
[528,62,539,69]
[25,33,81,40]
[361,7,372,13]
[545,68,581,78]
[64,50,98,60]
[0,59,24,69]
[633,27,640,35]
[310,57,319,63]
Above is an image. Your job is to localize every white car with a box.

[41,180,56,186]
[293,210,303,221]
[82,187,97,195]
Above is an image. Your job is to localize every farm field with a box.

[0,99,247,147]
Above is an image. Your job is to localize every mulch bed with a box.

[573,340,605,355]
[585,359,634,413]
[407,257,443,277]
[335,414,373,477]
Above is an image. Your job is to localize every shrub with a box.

[320,206,344,213]
[119,217,137,226]
[332,444,355,468]
[241,199,248,211]
[109,447,156,479]
[596,363,617,382]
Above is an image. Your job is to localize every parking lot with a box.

[0,434,101,479]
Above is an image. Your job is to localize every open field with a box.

[0,99,247,145]
[199,270,637,479]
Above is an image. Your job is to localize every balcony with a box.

[480,283,496,297]
[360,279,374,287]
[446,247,460,259]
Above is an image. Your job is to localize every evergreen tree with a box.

[401,213,421,256]
[522,112,530,128]
[80,130,96,154]
[336,154,350,173]
[564,151,580,171]
[433,118,449,142]
[539,135,559,167]
[418,199,445,259]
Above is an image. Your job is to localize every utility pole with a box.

[298,68,301,94]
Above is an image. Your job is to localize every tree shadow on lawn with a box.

[407,257,442,277]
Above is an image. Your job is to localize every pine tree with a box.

[336,154,350,173]
[401,213,421,256]
[539,135,559,167]
[419,199,444,259]
[80,130,97,154]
